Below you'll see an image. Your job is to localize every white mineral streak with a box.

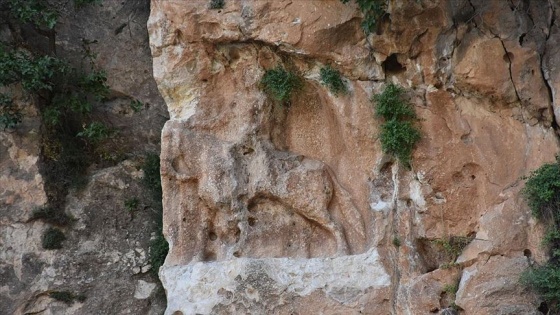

[161,249,390,315]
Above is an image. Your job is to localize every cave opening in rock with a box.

[383,54,406,74]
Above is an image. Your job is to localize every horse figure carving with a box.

[161,121,364,259]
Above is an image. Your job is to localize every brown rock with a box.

[397,268,461,314]
[453,32,518,104]
[148,0,560,314]
[455,255,539,314]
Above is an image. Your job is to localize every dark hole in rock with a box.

[248,217,256,226]
[380,160,393,174]
[519,33,526,45]
[538,302,549,313]
[209,232,217,241]
[243,147,254,155]
[383,54,406,74]
[416,238,449,272]
[203,251,216,261]
[503,52,514,63]
[523,249,532,258]
[425,266,437,273]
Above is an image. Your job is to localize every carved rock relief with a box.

[161,120,366,263]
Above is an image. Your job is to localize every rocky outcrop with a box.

[149,0,560,314]
[1,1,168,314]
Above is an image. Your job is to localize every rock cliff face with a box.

[1,1,167,314]
[149,0,560,314]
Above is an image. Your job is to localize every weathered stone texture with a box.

[455,255,540,315]
[147,0,558,314]
[1,1,167,314]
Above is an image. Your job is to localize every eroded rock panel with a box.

[149,0,560,314]
[1,1,168,314]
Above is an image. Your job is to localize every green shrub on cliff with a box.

[77,122,112,143]
[373,83,420,168]
[320,65,348,96]
[260,66,302,103]
[373,83,416,121]
[340,0,386,33]
[1,2,114,217]
[124,197,140,213]
[209,0,225,10]
[142,154,168,275]
[378,119,420,167]
[522,161,560,220]
[143,153,163,203]
[431,235,472,266]
[0,93,21,130]
[7,0,58,29]
[42,227,66,250]
[522,158,560,260]
[150,234,169,274]
[522,157,560,312]
[522,265,560,310]
[0,45,67,93]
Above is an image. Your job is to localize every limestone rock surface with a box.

[149,0,560,314]
[1,1,168,314]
